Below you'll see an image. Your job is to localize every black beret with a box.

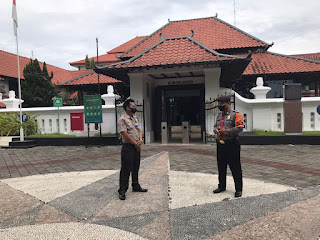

[216,96,231,102]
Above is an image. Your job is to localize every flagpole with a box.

[16,29,24,141]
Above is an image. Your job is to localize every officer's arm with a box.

[225,113,244,137]
[121,131,138,145]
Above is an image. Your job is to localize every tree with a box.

[90,57,95,69]
[22,59,56,107]
[85,55,91,69]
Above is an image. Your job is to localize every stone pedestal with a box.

[0,90,24,109]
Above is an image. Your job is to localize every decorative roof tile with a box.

[242,52,320,75]
[108,36,248,69]
[291,52,320,62]
[120,17,269,58]
[59,70,120,86]
[69,36,147,67]
[0,50,71,85]
[108,36,146,54]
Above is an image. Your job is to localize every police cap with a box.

[216,96,231,103]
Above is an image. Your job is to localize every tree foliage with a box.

[90,57,95,69]
[85,55,95,69]
[22,59,56,107]
[85,55,91,69]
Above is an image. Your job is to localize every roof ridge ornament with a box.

[189,30,194,38]
[159,33,165,40]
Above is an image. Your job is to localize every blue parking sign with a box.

[22,114,28,122]
[317,105,320,115]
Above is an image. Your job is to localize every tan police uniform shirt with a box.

[118,113,142,143]
[214,110,244,141]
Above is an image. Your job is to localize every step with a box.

[1,140,37,149]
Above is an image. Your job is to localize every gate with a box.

[204,93,235,143]
[115,99,146,144]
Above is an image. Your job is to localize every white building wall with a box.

[0,105,116,136]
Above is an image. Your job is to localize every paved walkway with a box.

[0,144,319,239]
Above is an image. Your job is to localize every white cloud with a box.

[1,0,319,70]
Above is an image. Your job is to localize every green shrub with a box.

[0,112,38,137]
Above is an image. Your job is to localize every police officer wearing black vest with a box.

[213,96,244,198]
[117,99,148,200]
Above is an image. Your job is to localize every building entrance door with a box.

[154,84,204,142]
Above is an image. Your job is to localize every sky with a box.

[1,0,320,70]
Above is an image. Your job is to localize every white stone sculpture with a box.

[0,90,24,109]
[250,77,271,99]
[101,85,120,106]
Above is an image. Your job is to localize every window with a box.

[42,119,45,132]
[277,113,281,129]
[243,113,247,129]
[49,119,52,133]
[311,112,315,129]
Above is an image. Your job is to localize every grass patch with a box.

[254,130,320,136]
[28,133,76,138]
[93,132,113,137]
[253,130,285,135]
[302,131,320,135]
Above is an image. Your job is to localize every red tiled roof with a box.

[111,37,241,69]
[0,50,71,84]
[69,36,147,67]
[242,52,320,75]
[70,91,78,99]
[121,17,269,58]
[291,52,320,62]
[108,36,146,54]
[59,70,120,86]
[69,53,120,66]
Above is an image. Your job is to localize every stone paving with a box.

[0,143,319,239]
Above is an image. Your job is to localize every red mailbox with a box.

[70,112,84,131]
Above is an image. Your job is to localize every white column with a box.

[203,67,221,101]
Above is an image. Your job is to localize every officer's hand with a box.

[135,144,141,152]
[214,127,220,136]
[219,128,226,136]
[137,140,142,146]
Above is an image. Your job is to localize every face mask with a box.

[218,105,226,111]
[130,107,137,113]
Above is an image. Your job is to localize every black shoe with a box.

[213,188,226,194]
[133,187,148,192]
[235,191,242,198]
[119,193,126,200]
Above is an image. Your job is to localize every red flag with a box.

[12,0,18,36]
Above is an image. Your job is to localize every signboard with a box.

[317,105,320,115]
[83,95,102,123]
[22,114,28,122]
[53,98,63,107]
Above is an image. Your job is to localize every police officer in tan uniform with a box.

[117,99,147,200]
[213,96,244,198]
